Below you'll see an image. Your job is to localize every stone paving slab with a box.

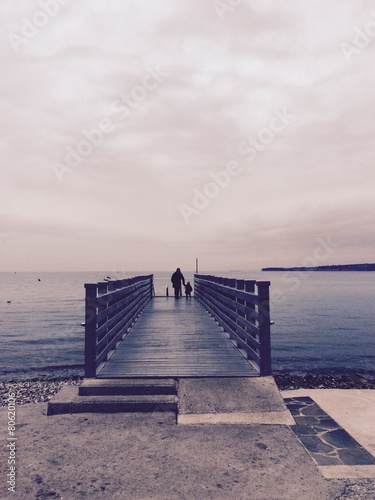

[282,389,375,457]
[284,396,375,478]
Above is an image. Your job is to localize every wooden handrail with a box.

[194,274,272,375]
[84,275,153,377]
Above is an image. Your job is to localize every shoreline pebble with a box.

[274,371,375,390]
[0,376,83,406]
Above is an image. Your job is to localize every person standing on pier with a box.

[171,268,185,298]
[184,281,193,298]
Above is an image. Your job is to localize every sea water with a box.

[0,270,374,380]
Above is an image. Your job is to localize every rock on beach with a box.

[0,377,83,406]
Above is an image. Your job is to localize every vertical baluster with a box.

[228,278,236,319]
[236,279,245,344]
[245,280,256,336]
[222,278,229,313]
[97,281,109,339]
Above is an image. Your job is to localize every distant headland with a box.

[262,263,375,272]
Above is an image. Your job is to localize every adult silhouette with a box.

[171,268,185,298]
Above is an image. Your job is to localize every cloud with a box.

[1,0,375,271]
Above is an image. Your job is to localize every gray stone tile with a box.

[292,425,318,436]
[298,435,334,454]
[338,447,375,465]
[323,428,361,449]
[313,419,340,431]
[294,415,320,426]
[310,453,342,466]
[300,404,330,417]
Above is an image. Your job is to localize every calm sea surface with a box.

[0,271,374,381]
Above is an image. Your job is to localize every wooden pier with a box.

[48,275,275,415]
[84,274,272,379]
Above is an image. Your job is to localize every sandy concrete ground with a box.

[0,402,347,500]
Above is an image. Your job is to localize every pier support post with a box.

[256,281,272,376]
[85,284,98,378]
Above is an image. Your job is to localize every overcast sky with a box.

[1,0,375,273]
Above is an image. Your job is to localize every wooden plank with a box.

[98,298,257,378]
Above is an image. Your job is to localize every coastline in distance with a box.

[262,263,375,272]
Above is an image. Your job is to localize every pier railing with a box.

[194,274,272,376]
[84,275,153,377]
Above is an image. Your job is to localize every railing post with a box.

[98,282,108,295]
[194,274,201,300]
[256,281,272,376]
[96,282,108,335]
[236,279,245,338]
[245,280,256,336]
[85,283,98,378]
[227,278,236,314]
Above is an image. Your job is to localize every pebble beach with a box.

[1,372,374,407]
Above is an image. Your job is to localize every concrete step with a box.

[79,378,177,396]
[47,385,178,415]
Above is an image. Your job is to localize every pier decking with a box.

[98,298,257,378]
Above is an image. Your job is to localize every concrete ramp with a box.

[177,377,294,425]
